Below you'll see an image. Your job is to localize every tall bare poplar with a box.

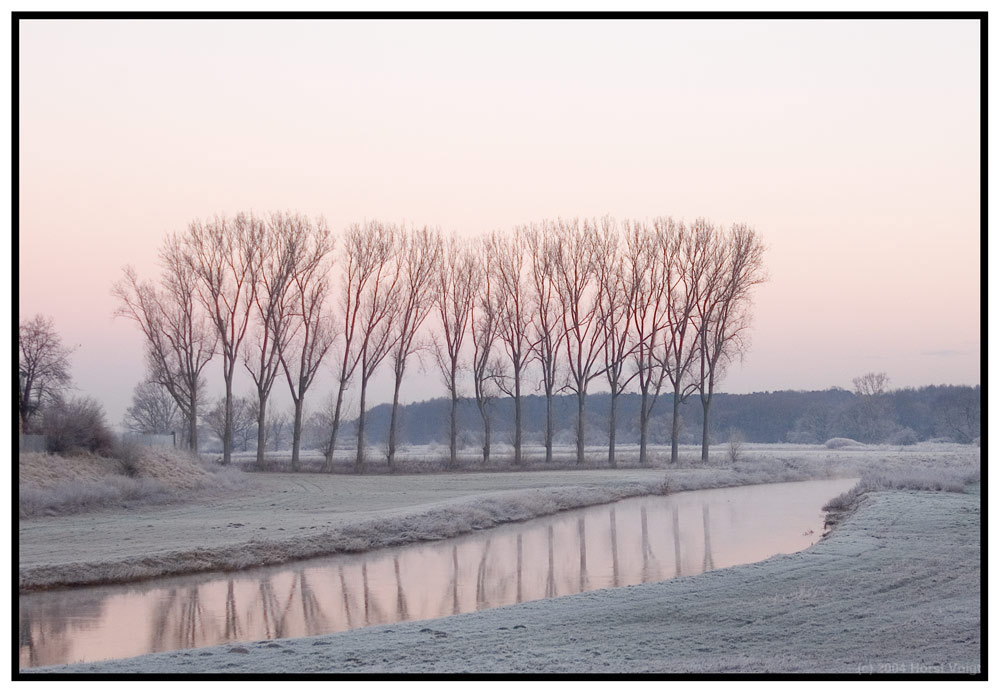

[386,226,442,470]
[184,213,262,465]
[596,224,639,468]
[554,218,610,466]
[278,216,335,471]
[661,218,710,465]
[470,241,501,465]
[625,220,670,467]
[113,234,216,452]
[525,222,562,465]
[486,229,533,466]
[244,212,300,468]
[695,223,766,461]
[432,235,476,469]
[324,221,395,471]
[351,222,402,473]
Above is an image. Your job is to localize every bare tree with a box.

[323,222,394,471]
[184,213,262,465]
[524,222,563,465]
[123,379,181,436]
[660,218,708,465]
[18,315,74,432]
[596,225,639,468]
[432,234,476,469]
[113,234,216,452]
[848,371,896,443]
[205,395,257,454]
[277,217,335,470]
[470,241,501,465]
[264,408,289,453]
[554,218,610,466]
[386,226,442,470]
[625,220,670,467]
[694,223,767,461]
[350,221,402,472]
[853,371,891,397]
[934,386,981,444]
[244,212,300,469]
[487,228,534,466]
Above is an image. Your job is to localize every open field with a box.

[32,480,981,674]
[19,442,979,592]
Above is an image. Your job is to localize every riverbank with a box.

[19,444,979,591]
[31,481,981,674]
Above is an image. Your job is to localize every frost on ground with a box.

[19,443,978,591]
[18,449,248,519]
[34,481,981,674]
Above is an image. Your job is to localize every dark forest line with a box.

[313,384,980,450]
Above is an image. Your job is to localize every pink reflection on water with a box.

[19,478,856,668]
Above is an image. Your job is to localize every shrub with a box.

[888,427,919,446]
[41,396,115,456]
[824,437,862,449]
[113,436,144,477]
[727,428,745,464]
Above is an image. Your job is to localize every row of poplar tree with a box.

[114,212,766,471]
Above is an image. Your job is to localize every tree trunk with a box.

[608,391,618,469]
[638,389,649,467]
[291,397,303,472]
[387,374,403,472]
[544,387,553,465]
[670,386,681,465]
[449,386,458,469]
[255,396,267,470]
[483,414,491,465]
[701,395,712,463]
[222,376,233,466]
[576,390,586,466]
[188,388,199,454]
[355,377,368,473]
[324,384,345,473]
[513,366,523,466]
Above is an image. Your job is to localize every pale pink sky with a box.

[18,19,981,426]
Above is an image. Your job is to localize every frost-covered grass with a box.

[822,467,981,516]
[18,449,249,518]
[19,443,978,592]
[824,437,863,449]
[228,439,979,474]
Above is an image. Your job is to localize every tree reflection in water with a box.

[19,478,854,669]
[702,504,715,573]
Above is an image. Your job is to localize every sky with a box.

[17,18,982,427]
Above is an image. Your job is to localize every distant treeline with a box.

[299,384,980,449]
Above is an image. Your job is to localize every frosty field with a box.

[19,443,981,674]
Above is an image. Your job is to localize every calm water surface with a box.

[20,477,856,668]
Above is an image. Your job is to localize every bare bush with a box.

[41,396,115,456]
[727,429,745,464]
[113,436,144,478]
[888,427,919,446]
